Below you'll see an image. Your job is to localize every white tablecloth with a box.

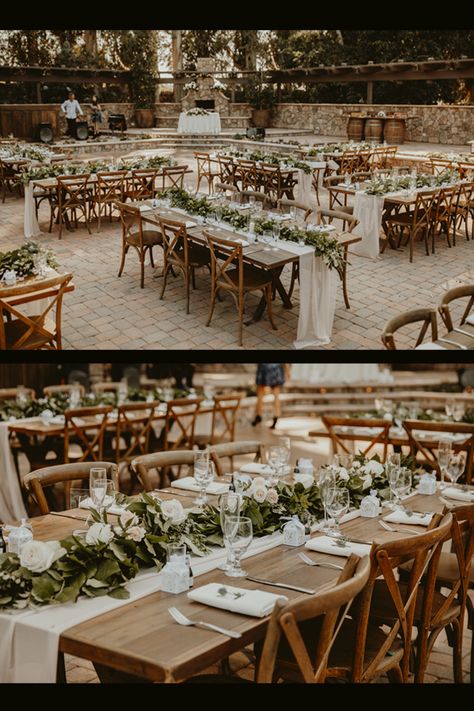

[177,112,221,135]
[0,423,28,523]
[24,182,43,239]
[352,192,384,258]
[291,364,386,384]
[0,531,283,682]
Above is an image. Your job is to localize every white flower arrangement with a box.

[19,540,65,573]
[184,81,198,92]
[161,499,187,525]
[211,79,226,91]
[186,108,210,116]
[85,522,114,546]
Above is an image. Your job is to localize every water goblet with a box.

[437,438,453,490]
[224,516,253,578]
[326,488,350,540]
[318,467,336,533]
[219,492,242,572]
[445,453,466,488]
[193,453,214,507]
[392,470,412,509]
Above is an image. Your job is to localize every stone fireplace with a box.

[181,57,230,116]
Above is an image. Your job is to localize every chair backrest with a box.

[402,419,474,483]
[207,392,243,445]
[23,460,118,515]
[131,450,197,491]
[317,207,359,233]
[194,152,212,174]
[116,200,145,247]
[239,189,270,207]
[217,155,236,185]
[129,169,158,200]
[321,415,392,461]
[57,174,91,209]
[438,284,474,331]
[162,165,188,190]
[209,439,265,477]
[158,216,189,271]
[214,181,240,199]
[431,185,457,227]
[339,150,360,174]
[437,503,474,625]
[0,387,35,402]
[115,400,162,463]
[236,159,257,190]
[0,272,73,350]
[96,171,126,204]
[64,405,113,463]
[204,231,243,295]
[257,554,371,683]
[92,381,123,393]
[277,198,313,221]
[381,308,438,350]
[43,383,86,398]
[163,397,204,450]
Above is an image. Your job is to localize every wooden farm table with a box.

[17,487,459,683]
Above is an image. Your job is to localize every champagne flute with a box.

[318,467,336,533]
[392,470,412,509]
[437,438,452,490]
[90,477,109,511]
[266,445,285,486]
[219,492,242,572]
[224,516,253,578]
[326,488,350,540]
[193,455,214,507]
[385,453,401,509]
[271,221,280,250]
[89,467,107,499]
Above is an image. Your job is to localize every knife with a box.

[245,576,316,594]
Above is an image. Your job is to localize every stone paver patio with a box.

[0,140,472,350]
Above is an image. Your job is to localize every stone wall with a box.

[271,103,474,145]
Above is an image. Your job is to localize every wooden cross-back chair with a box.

[194,152,219,194]
[23,460,118,515]
[63,405,113,463]
[383,188,436,262]
[0,158,24,202]
[0,272,73,350]
[325,513,451,683]
[0,387,35,401]
[194,392,243,449]
[127,169,158,201]
[218,155,237,187]
[94,170,126,231]
[56,175,92,239]
[235,159,258,191]
[209,439,265,477]
[430,185,458,252]
[402,419,474,484]
[131,449,197,491]
[438,284,474,333]
[321,415,392,462]
[161,165,188,191]
[91,381,122,394]
[214,181,241,200]
[163,397,204,451]
[204,231,276,347]
[381,308,438,350]
[158,216,210,314]
[451,180,473,241]
[43,383,86,398]
[114,400,162,464]
[116,201,163,288]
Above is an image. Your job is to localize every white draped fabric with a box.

[24,182,43,239]
[291,364,386,383]
[177,112,221,134]
[293,250,338,350]
[0,423,28,523]
[352,192,385,258]
[0,531,283,683]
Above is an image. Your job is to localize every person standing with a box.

[252,363,290,429]
[61,92,83,138]
[90,94,103,138]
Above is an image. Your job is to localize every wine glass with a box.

[193,453,214,506]
[452,402,465,423]
[318,467,336,533]
[266,445,285,486]
[223,516,253,578]
[392,470,412,509]
[326,488,350,540]
[445,398,455,419]
[15,385,29,408]
[278,436,291,476]
[262,230,272,251]
[385,453,401,510]
[333,453,353,470]
[89,467,107,497]
[219,492,242,572]
[69,487,91,536]
[437,438,453,490]
[69,382,82,408]
[90,478,112,512]
[271,222,280,250]
[445,453,466,488]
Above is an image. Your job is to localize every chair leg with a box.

[149,248,155,269]
[140,251,145,289]
[206,288,217,327]
[238,293,244,347]
[266,285,277,331]
[118,244,128,277]
[160,265,170,300]
[451,620,464,683]
[186,270,191,314]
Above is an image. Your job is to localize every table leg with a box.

[245,267,292,325]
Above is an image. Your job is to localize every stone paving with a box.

[0,142,472,350]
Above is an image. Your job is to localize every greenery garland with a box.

[223,149,313,174]
[364,169,460,196]
[0,242,59,281]
[0,455,416,610]
[21,156,176,185]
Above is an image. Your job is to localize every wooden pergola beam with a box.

[0,65,130,85]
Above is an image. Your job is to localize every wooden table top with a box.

[23,488,457,683]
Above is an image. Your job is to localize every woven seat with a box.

[116,201,163,288]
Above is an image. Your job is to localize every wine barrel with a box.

[383,118,406,145]
[347,117,365,142]
[364,117,383,142]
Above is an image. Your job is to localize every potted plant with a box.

[245,79,275,128]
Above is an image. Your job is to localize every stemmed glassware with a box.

[333,453,353,469]
[193,451,214,506]
[318,467,336,533]
[391,470,412,509]
[326,488,350,540]
[15,385,29,407]
[452,402,465,423]
[266,445,286,486]
[437,438,453,490]
[271,222,280,250]
[219,492,242,573]
[223,516,253,578]
[385,453,401,510]
[90,479,115,516]
[445,453,466,488]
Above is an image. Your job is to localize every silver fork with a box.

[298,552,344,570]
[379,520,423,536]
[168,606,242,639]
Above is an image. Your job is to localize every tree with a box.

[116,30,158,108]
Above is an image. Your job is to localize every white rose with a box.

[19,540,65,573]
[120,510,138,527]
[337,467,350,482]
[364,460,384,476]
[252,476,267,489]
[294,472,315,490]
[352,461,361,469]
[361,474,373,490]
[265,488,279,505]
[252,487,267,504]
[126,525,146,542]
[85,522,114,546]
[161,499,186,525]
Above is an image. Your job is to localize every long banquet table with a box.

[0,484,462,683]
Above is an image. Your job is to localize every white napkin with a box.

[170,477,230,495]
[414,430,467,443]
[78,498,126,516]
[441,487,474,502]
[305,535,371,558]
[415,342,446,350]
[239,463,273,476]
[50,415,65,425]
[465,315,474,326]
[138,204,152,212]
[185,220,197,229]
[187,582,287,618]
[383,510,433,526]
